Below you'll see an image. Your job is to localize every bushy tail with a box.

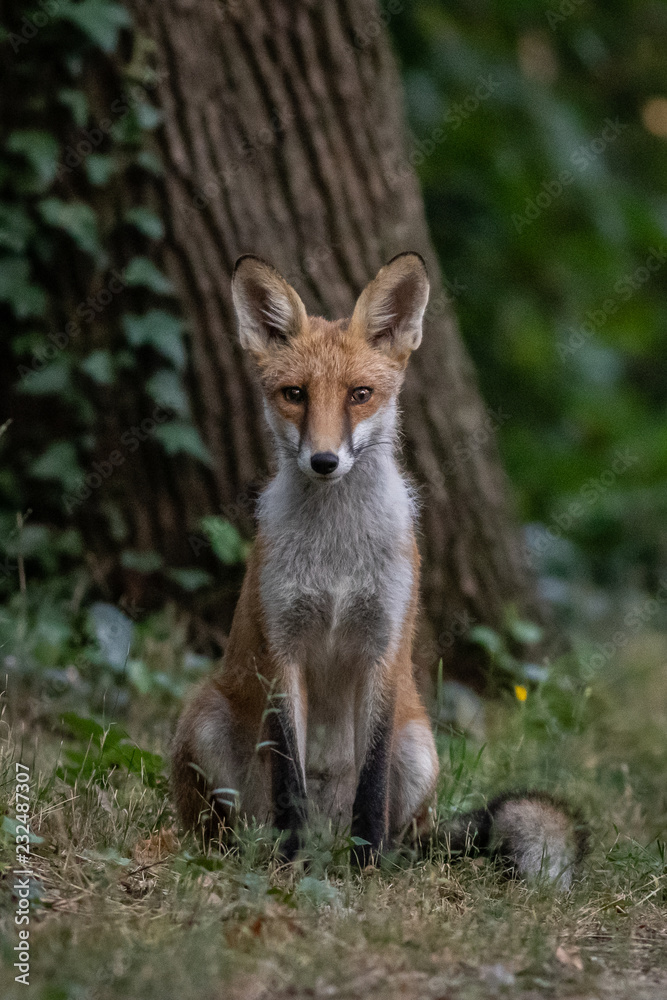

[429,791,589,889]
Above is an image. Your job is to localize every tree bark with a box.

[115,0,547,687]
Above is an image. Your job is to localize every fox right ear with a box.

[232,255,307,353]
[351,252,429,363]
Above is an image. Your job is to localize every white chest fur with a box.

[257,448,416,818]
[257,449,415,678]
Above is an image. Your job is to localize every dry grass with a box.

[1,633,666,999]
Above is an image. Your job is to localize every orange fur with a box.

[172,253,438,859]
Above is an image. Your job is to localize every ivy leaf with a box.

[0,256,46,318]
[146,369,190,417]
[4,524,50,559]
[58,88,89,128]
[154,421,212,466]
[166,567,213,591]
[58,0,132,53]
[122,310,186,369]
[0,204,36,253]
[134,102,163,130]
[80,349,114,384]
[468,625,504,656]
[120,550,163,573]
[29,441,81,492]
[85,154,116,186]
[124,257,173,295]
[135,150,163,176]
[200,516,249,565]
[508,619,544,646]
[124,206,164,240]
[18,359,72,396]
[38,198,101,260]
[6,130,60,191]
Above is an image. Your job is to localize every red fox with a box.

[172,253,587,884]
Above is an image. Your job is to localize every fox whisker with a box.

[353,439,396,457]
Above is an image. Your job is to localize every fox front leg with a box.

[267,701,308,861]
[350,704,394,868]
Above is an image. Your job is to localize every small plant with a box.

[57,711,164,788]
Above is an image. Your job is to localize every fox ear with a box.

[351,252,429,360]
[232,255,307,353]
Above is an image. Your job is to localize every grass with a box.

[1,616,666,999]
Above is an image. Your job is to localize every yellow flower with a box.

[514,684,528,702]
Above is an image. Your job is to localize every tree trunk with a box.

[117,0,547,688]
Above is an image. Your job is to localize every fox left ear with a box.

[232,254,307,355]
[351,252,429,360]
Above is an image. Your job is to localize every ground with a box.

[1,618,666,999]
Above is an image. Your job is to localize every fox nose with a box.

[310,452,339,476]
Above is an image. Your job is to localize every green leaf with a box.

[124,206,164,240]
[38,198,101,259]
[79,848,132,866]
[80,349,114,384]
[120,550,163,573]
[58,712,164,787]
[18,359,72,396]
[127,659,152,695]
[122,310,186,369]
[29,441,81,491]
[0,204,35,253]
[135,150,164,176]
[200,516,249,565]
[296,876,340,907]
[508,619,544,646]
[58,88,89,128]
[2,816,44,845]
[89,602,133,671]
[85,154,116,186]
[124,257,173,294]
[145,369,190,417]
[468,625,504,656]
[154,421,212,465]
[0,256,46,318]
[58,0,132,53]
[166,567,213,591]
[4,524,50,559]
[6,130,60,191]
[134,102,163,130]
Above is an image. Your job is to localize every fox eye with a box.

[350,387,373,404]
[282,386,306,403]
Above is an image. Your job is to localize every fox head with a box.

[232,252,429,481]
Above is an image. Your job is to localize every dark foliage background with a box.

[0,0,666,699]
[390,0,667,601]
